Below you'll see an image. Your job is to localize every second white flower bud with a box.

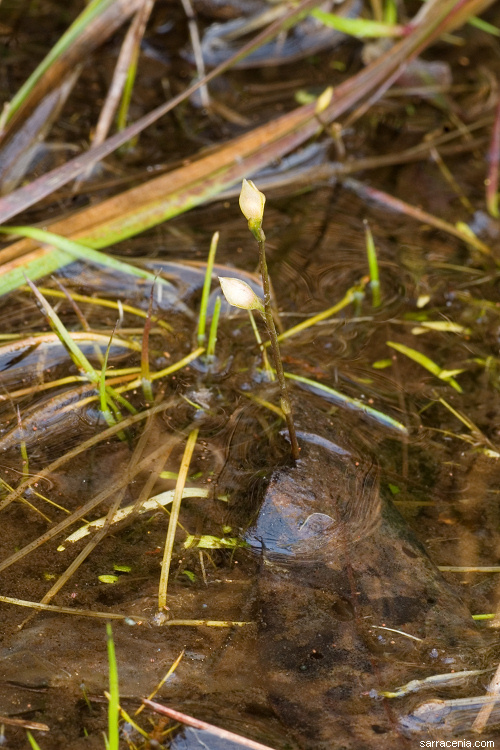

[218,277,264,312]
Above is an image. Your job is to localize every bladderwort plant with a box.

[219,180,300,460]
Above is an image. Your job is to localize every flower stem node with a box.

[218,277,264,313]
[280,397,291,415]
[239,179,266,241]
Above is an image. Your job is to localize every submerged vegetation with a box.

[0,0,500,747]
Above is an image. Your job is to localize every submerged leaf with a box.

[184,535,249,550]
[387,341,463,393]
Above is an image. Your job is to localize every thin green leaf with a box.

[410,321,470,334]
[198,232,219,346]
[184,535,248,549]
[283,371,408,434]
[384,0,398,24]
[106,623,120,750]
[372,359,392,369]
[276,282,364,343]
[105,385,137,415]
[364,220,381,307]
[311,8,404,37]
[467,15,500,36]
[207,296,221,359]
[26,279,98,381]
[0,226,175,291]
[387,341,463,392]
[26,732,43,750]
[100,325,119,428]
[0,0,116,128]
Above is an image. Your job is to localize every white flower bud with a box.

[239,179,265,236]
[218,277,264,312]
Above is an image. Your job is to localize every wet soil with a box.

[1,1,500,749]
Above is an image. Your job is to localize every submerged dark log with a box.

[246,401,484,748]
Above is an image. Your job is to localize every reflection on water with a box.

[2,9,500,744]
[243,399,490,748]
[401,695,500,736]
[1,215,500,745]
[171,727,246,750]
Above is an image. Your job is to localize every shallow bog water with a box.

[1,198,500,747]
[1,2,500,748]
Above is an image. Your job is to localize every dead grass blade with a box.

[0,422,181,576]
[158,428,199,610]
[0,72,79,194]
[486,97,500,218]
[142,701,278,750]
[0,0,143,139]
[0,398,176,516]
[19,423,176,632]
[344,178,494,258]
[86,0,155,155]
[0,0,325,225]
[0,0,494,298]
[0,715,49,732]
[0,594,135,620]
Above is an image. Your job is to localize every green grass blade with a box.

[387,341,463,392]
[311,8,404,37]
[26,283,134,429]
[276,282,364,343]
[99,327,124,431]
[0,247,73,298]
[26,732,43,750]
[364,220,381,308]
[198,231,219,346]
[100,327,114,417]
[117,56,139,134]
[0,226,175,292]
[467,15,500,36]
[384,0,398,24]
[26,279,98,381]
[106,623,120,750]
[284,371,408,434]
[248,309,274,379]
[207,296,221,359]
[158,428,199,610]
[104,385,137,415]
[1,0,116,128]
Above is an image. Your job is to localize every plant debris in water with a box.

[0,1,500,748]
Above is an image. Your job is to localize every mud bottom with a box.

[246,400,493,748]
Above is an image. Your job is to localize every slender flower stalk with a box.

[238,179,300,460]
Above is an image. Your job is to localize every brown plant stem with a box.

[256,229,300,461]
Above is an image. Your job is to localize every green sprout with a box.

[26,732,43,750]
[198,231,219,347]
[206,296,221,359]
[364,219,381,308]
[105,623,120,750]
